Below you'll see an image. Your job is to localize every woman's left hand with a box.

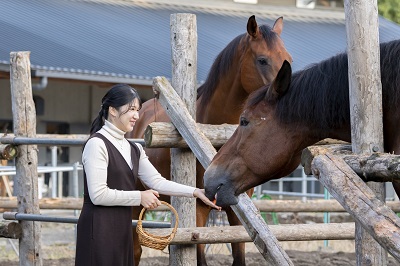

[193,188,221,211]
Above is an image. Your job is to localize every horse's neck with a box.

[303,124,351,149]
[197,76,246,124]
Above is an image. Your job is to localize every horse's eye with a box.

[240,117,249,126]
[257,58,268,66]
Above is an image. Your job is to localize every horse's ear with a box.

[267,60,291,100]
[272,17,284,36]
[247,15,259,39]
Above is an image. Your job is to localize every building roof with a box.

[1,0,400,85]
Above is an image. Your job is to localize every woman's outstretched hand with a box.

[140,189,161,209]
[193,188,221,211]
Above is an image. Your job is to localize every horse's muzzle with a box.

[204,166,239,206]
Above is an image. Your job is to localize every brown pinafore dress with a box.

[75,133,140,266]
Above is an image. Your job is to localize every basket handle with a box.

[138,201,179,238]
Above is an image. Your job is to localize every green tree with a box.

[378,0,400,24]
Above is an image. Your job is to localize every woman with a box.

[75,84,220,266]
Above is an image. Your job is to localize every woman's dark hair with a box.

[90,84,142,134]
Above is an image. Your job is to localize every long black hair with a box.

[90,84,142,135]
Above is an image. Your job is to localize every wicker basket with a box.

[136,201,179,250]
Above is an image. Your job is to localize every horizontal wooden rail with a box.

[144,122,348,148]
[1,132,347,150]
[144,122,236,148]
[0,220,22,239]
[302,144,400,183]
[0,197,83,209]
[1,197,399,212]
[146,223,355,244]
[1,211,355,243]
[0,144,18,160]
[252,199,400,213]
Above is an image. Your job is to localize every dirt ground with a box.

[2,243,399,266]
[2,251,399,266]
[1,210,399,266]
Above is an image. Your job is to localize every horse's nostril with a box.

[216,184,223,191]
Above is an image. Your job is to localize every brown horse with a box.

[204,39,400,207]
[130,15,292,266]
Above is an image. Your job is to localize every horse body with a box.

[129,15,292,266]
[204,39,400,206]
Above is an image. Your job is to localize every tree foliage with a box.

[378,0,400,24]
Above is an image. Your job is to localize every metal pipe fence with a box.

[3,212,171,228]
[0,136,145,146]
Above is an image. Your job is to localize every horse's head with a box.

[204,61,302,206]
[240,15,293,94]
[196,15,292,125]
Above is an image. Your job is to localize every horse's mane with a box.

[246,39,400,129]
[276,52,350,129]
[197,24,278,106]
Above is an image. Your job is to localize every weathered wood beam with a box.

[0,221,22,239]
[344,0,385,263]
[1,130,346,149]
[253,199,400,213]
[1,160,13,197]
[0,197,83,210]
[302,144,400,183]
[152,77,214,168]
[146,223,355,244]
[302,144,352,175]
[1,197,399,213]
[314,138,349,145]
[144,122,236,148]
[168,14,197,264]
[312,153,400,262]
[153,76,293,265]
[144,123,348,148]
[345,153,400,183]
[0,144,19,160]
[10,51,42,264]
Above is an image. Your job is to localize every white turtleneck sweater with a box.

[82,120,196,206]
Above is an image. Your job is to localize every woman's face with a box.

[108,98,140,133]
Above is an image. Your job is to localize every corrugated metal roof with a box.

[0,0,399,85]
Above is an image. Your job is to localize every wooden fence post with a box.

[169,13,197,265]
[10,51,42,265]
[343,0,386,265]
